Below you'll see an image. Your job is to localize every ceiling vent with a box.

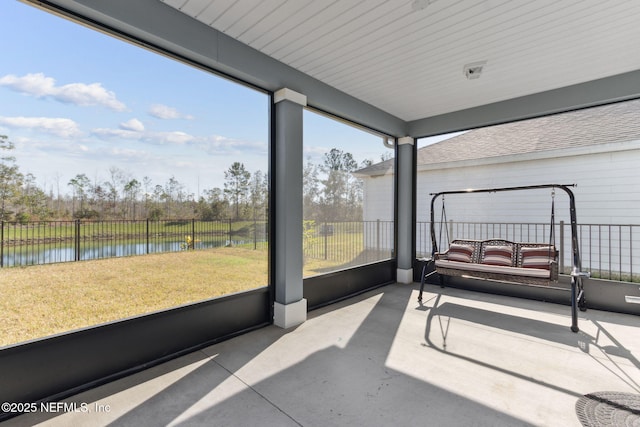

[463,61,487,80]
[411,0,435,12]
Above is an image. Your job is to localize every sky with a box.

[0,1,391,198]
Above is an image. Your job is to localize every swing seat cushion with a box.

[435,259,551,278]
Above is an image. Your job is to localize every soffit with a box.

[159,0,640,122]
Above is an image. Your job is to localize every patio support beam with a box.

[407,69,640,138]
[273,88,307,328]
[396,136,415,283]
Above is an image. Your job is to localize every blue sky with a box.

[0,1,391,197]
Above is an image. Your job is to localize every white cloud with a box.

[91,127,195,145]
[105,146,151,161]
[0,72,127,111]
[157,131,195,145]
[92,128,143,140]
[90,124,263,154]
[0,116,82,138]
[0,72,54,96]
[148,103,193,120]
[120,118,145,132]
[302,146,330,163]
[197,134,267,155]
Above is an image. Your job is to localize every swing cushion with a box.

[521,246,556,270]
[434,239,559,285]
[447,243,475,263]
[481,246,513,266]
[435,260,551,278]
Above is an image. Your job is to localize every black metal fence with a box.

[416,221,639,282]
[0,219,396,269]
[0,219,268,268]
[303,220,394,265]
[4,219,636,282]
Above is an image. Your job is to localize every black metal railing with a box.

[303,220,394,265]
[417,221,639,282]
[3,219,636,282]
[0,219,268,268]
[0,219,396,269]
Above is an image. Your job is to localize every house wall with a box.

[415,147,640,225]
[362,175,395,253]
[362,175,395,221]
[363,145,640,276]
[417,147,640,275]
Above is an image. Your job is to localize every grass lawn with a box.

[0,247,268,347]
[1,243,387,347]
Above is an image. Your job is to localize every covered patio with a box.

[2,1,640,425]
[6,283,640,426]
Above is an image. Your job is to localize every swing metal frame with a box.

[419,183,588,332]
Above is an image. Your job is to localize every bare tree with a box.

[0,135,23,220]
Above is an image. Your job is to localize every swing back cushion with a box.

[481,245,514,266]
[520,246,556,270]
[434,239,559,285]
[447,243,475,263]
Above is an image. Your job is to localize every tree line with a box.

[1,135,386,223]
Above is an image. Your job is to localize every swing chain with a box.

[439,195,450,251]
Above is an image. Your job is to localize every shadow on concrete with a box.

[105,285,532,426]
[420,287,640,397]
[16,282,635,425]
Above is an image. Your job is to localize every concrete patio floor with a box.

[4,282,640,426]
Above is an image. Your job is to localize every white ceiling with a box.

[159,0,640,122]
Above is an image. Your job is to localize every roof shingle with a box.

[416,99,640,166]
[355,99,640,176]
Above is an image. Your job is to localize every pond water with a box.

[1,239,257,267]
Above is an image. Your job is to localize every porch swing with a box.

[418,184,588,332]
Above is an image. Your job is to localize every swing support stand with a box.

[420,184,588,333]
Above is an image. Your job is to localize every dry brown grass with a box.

[0,247,268,347]
[0,245,376,347]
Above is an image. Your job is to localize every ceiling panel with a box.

[159,0,640,122]
[271,1,385,62]
[193,0,237,25]
[253,1,337,54]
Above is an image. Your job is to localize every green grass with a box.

[0,224,388,347]
[0,243,375,347]
[0,247,268,347]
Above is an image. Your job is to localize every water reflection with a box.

[1,239,258,267]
